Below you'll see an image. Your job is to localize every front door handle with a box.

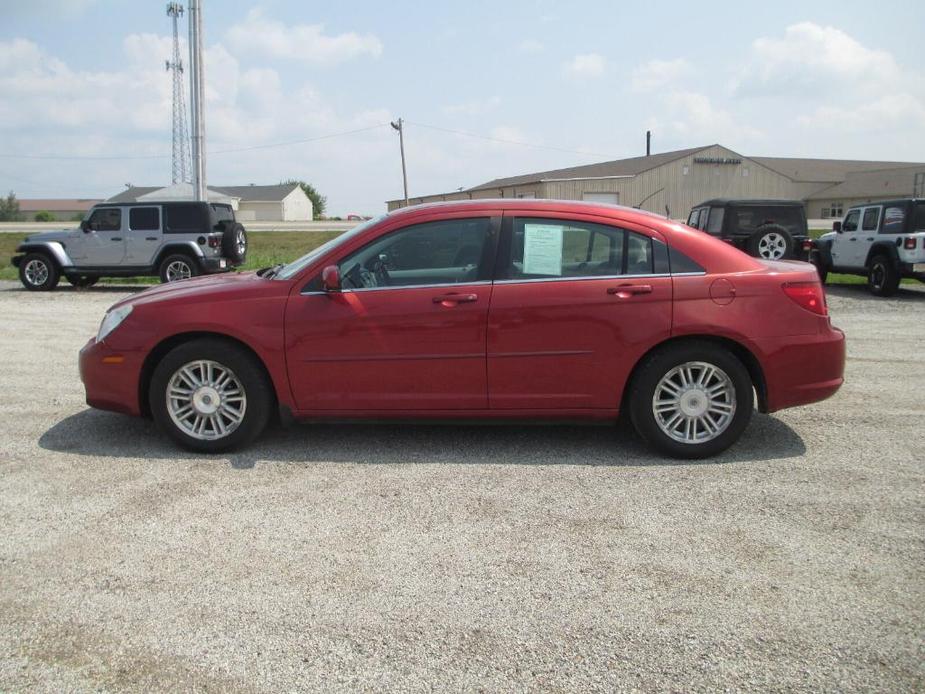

[111,237,122,241]
[607,283,653,298]
[145,236,158,241]
[866,237,874,241]
[433,292,478,306]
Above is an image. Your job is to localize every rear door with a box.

[125,206,162,266]
[487,212,672,410]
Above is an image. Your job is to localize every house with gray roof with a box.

[108,183,313,222]
[386,144,925,222]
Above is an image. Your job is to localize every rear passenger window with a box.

[129,207,159,231]
[862,207,880,231]
[505,218,654,279]
[882,206,906,233]
[165,205,204,233]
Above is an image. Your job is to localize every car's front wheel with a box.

[628,341,754,459]
[19,252,59,291]
[149,338,273,452]
[867,255,900,297]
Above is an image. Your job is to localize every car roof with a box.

[693,199,805,208]
[846,198,923,210]
[386,198,671,223]
[91,201,232,208]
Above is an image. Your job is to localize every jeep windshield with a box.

[274,215,386,280]
[731,206,805,236]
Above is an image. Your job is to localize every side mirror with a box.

[321,265,341,292]
[832,221,842,233]
[80,220,92,233]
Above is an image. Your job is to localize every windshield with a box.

[275,214,387,280]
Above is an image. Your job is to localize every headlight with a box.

[97,305,133,342]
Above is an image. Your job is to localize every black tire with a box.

[221,222,247,264]
[746,224,794,260]
[628,341,754,459]
[18,252,59,291]
[158,253,199,283]
[149,338,274,453]
[867,255,900,297]
[812,258,828,284]
[66,275,99,288]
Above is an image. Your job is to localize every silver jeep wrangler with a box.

[11,201,247,291]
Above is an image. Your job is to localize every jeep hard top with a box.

[686,199,810,261]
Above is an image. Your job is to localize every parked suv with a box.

[812,198,925,296]
[11,201,248,291]
[686,199,811,261]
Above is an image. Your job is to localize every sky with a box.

[1,0,924,215]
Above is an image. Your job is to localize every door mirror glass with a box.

[321,264,341,291]
[832,221,842,233]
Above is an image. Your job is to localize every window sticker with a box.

[523,223,563,275]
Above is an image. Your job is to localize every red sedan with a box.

[79,200,845,458]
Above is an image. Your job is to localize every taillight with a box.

[782,282,827,316]
[208,235,221,248]
[801,239,814,252]
[904,237,917,250]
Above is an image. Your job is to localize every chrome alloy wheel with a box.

[24,258,49,286]
[166,360,247,441]
[166,260,192,282]
[757,232,787,260]
[236,230,246,256]
[652,361,736,444]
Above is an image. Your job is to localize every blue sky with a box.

[2,0,924,214]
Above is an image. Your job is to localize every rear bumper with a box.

[758,325,846,412]
[198,256,233,274]
[79,338,144,416]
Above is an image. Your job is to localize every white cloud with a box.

[225,9,382,66]
[631,58,692,92]
[517,39,544,54]
[442,96,502,117]
[564,53,606,78]
[650,91,763,144]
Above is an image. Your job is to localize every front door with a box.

[487,213,672,409]
[285,215,498,411]
[831,208,862,269]
[125,206,162,266]
[80,206,126,266]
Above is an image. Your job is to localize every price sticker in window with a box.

[523,224,563,275]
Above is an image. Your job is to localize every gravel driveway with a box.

[0,280,922,691]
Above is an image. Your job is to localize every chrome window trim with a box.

[300,280,493,296]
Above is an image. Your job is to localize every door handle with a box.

[866,237,873,241]
[432,292,478,305]
[145,236,158,241]
[607,283,653,297]
[848,238,857,242]
[111,237,122,241]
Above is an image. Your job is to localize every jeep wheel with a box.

[66,275,99,288]
[867,255,900,297]
[19,253,59,291]
[149,338,273,452]
[812,258,828,284]
[159,254,198,283]
[747,225,793,260]
[221,222,247,264]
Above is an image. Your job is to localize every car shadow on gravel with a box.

[0,284,149,294]
[825,284,925,301]
[39,409,805,468]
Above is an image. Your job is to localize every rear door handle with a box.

[433,292,478,305]
[607,284,653,297]
[866,237,874,241]
[111,237,122,241]
[145,236,158,241]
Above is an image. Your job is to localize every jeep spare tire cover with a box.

[221,222,247,264]
[746,224,793,260]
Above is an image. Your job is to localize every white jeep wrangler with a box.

[813,198,925,296]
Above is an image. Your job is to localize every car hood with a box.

[113,271,282,310]
[22,228,79,243]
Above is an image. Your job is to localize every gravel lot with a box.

[0,279,922,691]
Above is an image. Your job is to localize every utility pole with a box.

[188,0,206,201]
[166,3,191,184]
[390,118,409,207]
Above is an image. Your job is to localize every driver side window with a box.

[843,210,860,232]
[88,207,122,232]
[338,217,492,290]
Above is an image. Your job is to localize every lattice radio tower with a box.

[166,2,192,184]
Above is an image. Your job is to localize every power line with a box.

[0,123,390,161]
[406,121,616,159]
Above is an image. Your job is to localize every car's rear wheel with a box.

[159,253,198,283]
[867,255,899,297]
[149,338,273,453]
[19,252,59,291]
[747,225,793,260]
[628,341,754,459]
[66,274,99,288]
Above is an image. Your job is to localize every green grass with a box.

[0,231,341,284]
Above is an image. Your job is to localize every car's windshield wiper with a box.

[258,263,285,279]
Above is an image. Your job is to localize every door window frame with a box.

[87,206,123,232]
[128,206,162,232]
[861,206,881,232]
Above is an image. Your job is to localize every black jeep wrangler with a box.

[686,199,811,261]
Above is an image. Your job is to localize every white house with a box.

[108,183,313,221]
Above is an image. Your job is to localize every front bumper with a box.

[79,338,144,416]
[758,324,846,412]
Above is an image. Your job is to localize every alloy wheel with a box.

[757,232,787,260]
[24,259,49,287]
[166,260,192,282]
[652,361,737,444]
[166,359,247,440]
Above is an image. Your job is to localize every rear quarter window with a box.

[165,204,206,234]
[882,206,906,233]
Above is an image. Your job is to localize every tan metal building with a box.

[386,144,925,223]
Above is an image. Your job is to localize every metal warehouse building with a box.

[387,144,925,223]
